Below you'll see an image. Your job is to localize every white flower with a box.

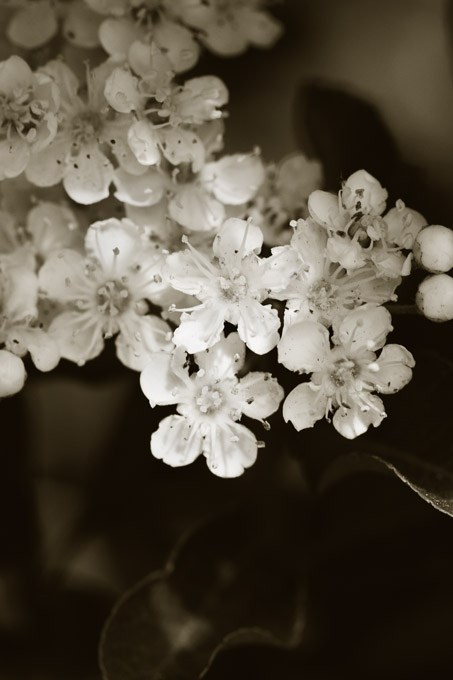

[177,0,283,56]
[278,304,415,439]
[279,218,400,329]
[0,55,60,180]
[163,218,287,354]
[6,0,102,49]
[39,218,173,369]
[140,332,284,477]
[93,2,200,72]
[0,246,60,378]
[25,60,135,204]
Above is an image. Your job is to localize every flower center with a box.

[329,357,359,388]
[70,110,102,147]
[307,279,337,313]
[96,280,130,317]
[0,90,48,142]
[195,384,223,414]
[218,273,248,302]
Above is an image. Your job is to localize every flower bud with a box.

[416,273,453,322]
[0,350,26,397]
[413,225,453,273]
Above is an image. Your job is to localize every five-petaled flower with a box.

[140,332,284,477]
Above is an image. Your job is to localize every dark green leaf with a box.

[100,499,305,680]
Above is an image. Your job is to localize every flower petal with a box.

[7,3,57,49]
[115,314,173,371]
[238,371,284,420]
[372,343,415,394]
[204,422,258,478]
[63,149,114,204]
[333,397,386,439]
[173,304,226,353]
[278,320,330,373]
[213,217,263,261]
[140,352,185,407]
[113,167,166,207]
[127,120,161,166]
[39,249,87,302]
[282,382,326,431]
[194,332,245,380]
[236,299,280,355]
[0,350,26,397]
[151,414,202,467]
[201,153,265,205]
[25,137,68,187]
[48,311,103,365]
[0,136,30,180]
[334,304,393,352]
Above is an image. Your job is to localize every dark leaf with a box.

[294,80,408,196]
[100,499,305,680]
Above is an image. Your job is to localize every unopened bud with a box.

[416,273,453,322]
[413,225,453,273]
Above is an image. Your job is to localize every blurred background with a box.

[2,1,453,678]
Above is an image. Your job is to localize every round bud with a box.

[413,225,453,273]
[416,273,453,322]
[0,350,26,397]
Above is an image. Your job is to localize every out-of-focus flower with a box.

[140,332,284,477]
[0,55,60,180]
[278,304,415,439]
[39,217,173,369]
[176,0,283,56]
[24,60,137,204]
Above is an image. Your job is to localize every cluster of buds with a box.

[0,0,451,478]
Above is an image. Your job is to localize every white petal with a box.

[27,202,82,258]
[204,422,258,478]
[201,153,265,205]
[63,149,114,204]
[127,120,161,166]
[104,67,141,113]
[194,332,245,380]
[0,55,33,96]
[163,250,213,296]
[63,0,102,48]
[39,249,87,302]
[85,217,143,272]
[39,60,80,103]
[239,8,283,48]
[113,167,166,207]
[308,190,340,228]
[12,327,60,372]
[169,184,225,232]
[140,352,185,407]
[99,17,142,59]
[173,305,226,353]
[372,344,415,394]
[333,397,386,439]
[0,350,26,397]
[115,315,173,371]
[154,21,200,73]
[172,75,228,125]
[278,321,330,373]
[151,415,202,467]
[237,299,280,355]
[159,127,205,171]
[25,137,68,187]
[0,136,30,180]
[48,311,103,365]
[334,304,393,352]
[290,218,327,273]
[213,217,263,260]
[282,382,326,431]
[7,2,57,49]
[342,170,388,216]
[238,371,284,420]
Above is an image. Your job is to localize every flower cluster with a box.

[0,1,451,477]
